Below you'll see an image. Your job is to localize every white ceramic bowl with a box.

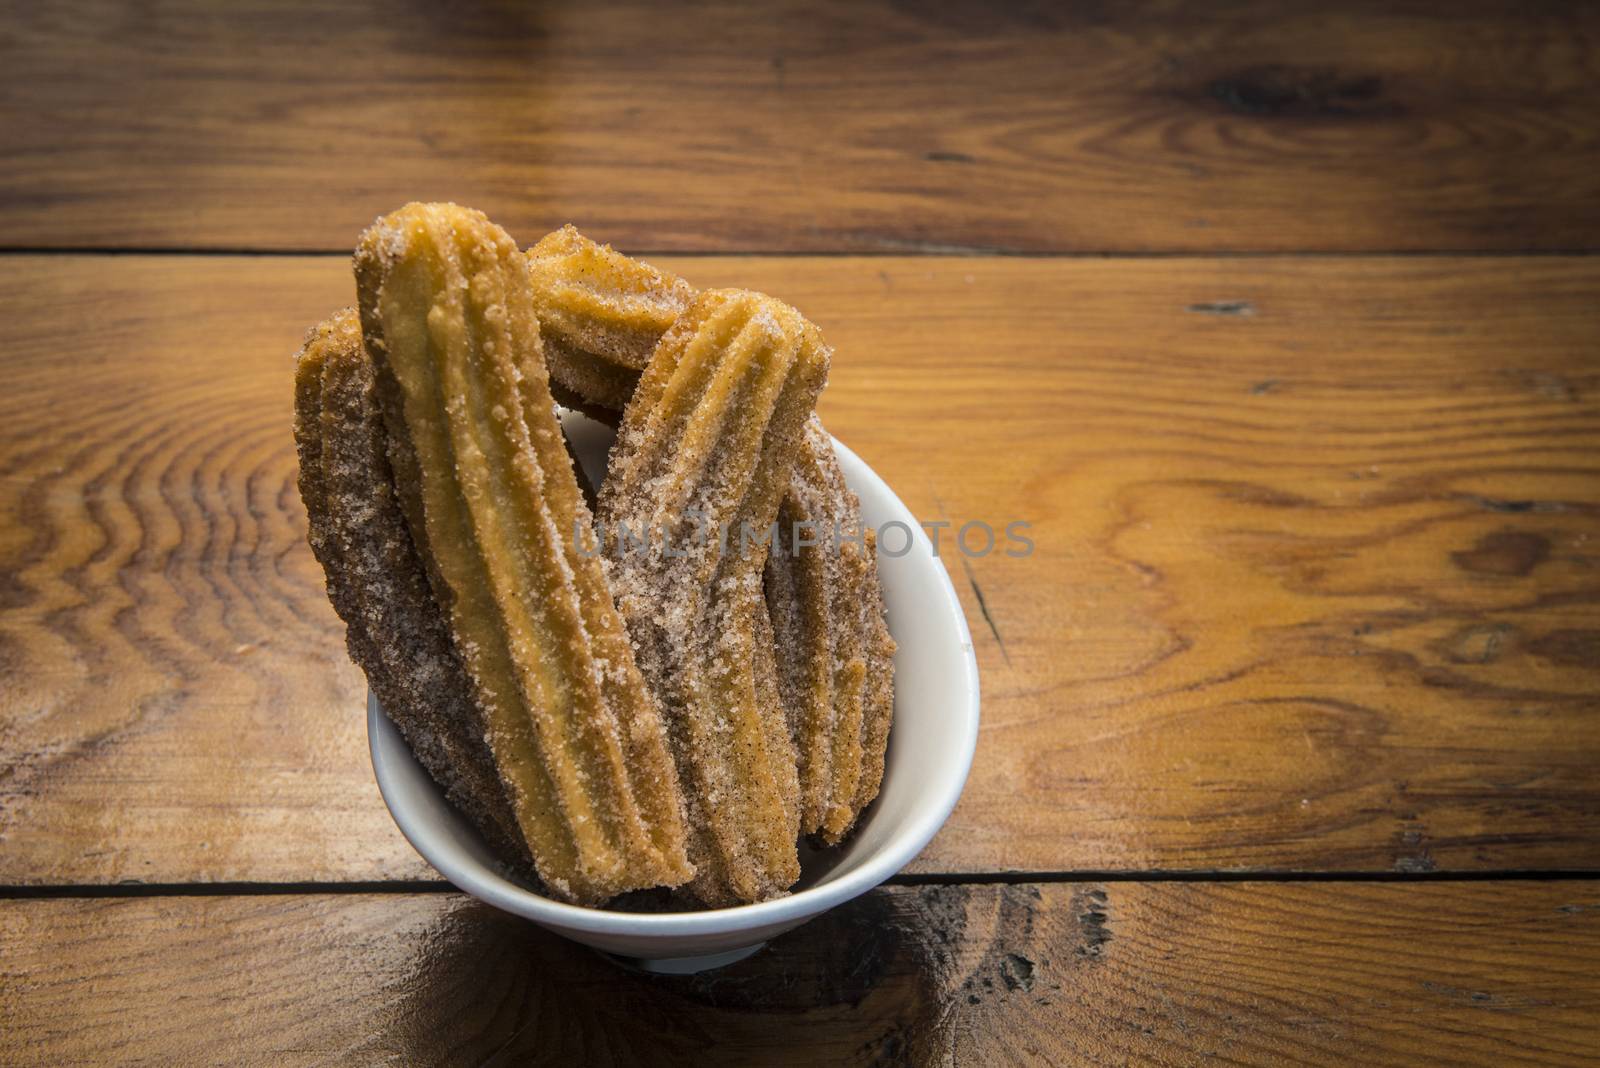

[369,417,980,973]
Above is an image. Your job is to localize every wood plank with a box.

[1,254,1597,884]
[3,882,1598,1064]
[4,1,1599,252]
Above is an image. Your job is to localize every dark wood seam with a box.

[4,869,1599,900]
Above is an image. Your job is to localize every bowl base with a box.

[597,941,767,975]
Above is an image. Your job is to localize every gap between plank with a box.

[4,870,1599,900]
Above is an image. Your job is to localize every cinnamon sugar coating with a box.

[598,289,828,905]
[854,525,896,816]
[527,225,695,409]
[768,419,897,843]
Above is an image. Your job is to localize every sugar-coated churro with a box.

[527,225,694,410]
[598,288,829,905]
[293,309,527,866]
[853,525,897,817]
[353,202,692,903]
[767,418,897,843]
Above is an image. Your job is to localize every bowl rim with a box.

[369,435,980,937]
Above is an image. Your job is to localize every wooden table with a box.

[3,2,1598,1063]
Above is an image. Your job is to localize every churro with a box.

[854,525,897,817]
[767,419,897,843]
[527,225,694,410]
[353,202,692,903]
[598,289,829,905]
[292,310,527,866]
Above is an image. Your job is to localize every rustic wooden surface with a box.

[5,882,1599,1066]
[4,0,1600,253]
[3,255,1596,886]
[3,0,1599,1061]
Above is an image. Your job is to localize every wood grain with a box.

[4,0,1600,253]
[4,882,1599,1065]
[1,254,1597,885]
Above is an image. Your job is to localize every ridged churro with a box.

[854,525,897,817]
[598,289,829,905]
[292,310,528,867]
[527,225,694,410]
[767,419,897,843]
[353,202,692,903]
